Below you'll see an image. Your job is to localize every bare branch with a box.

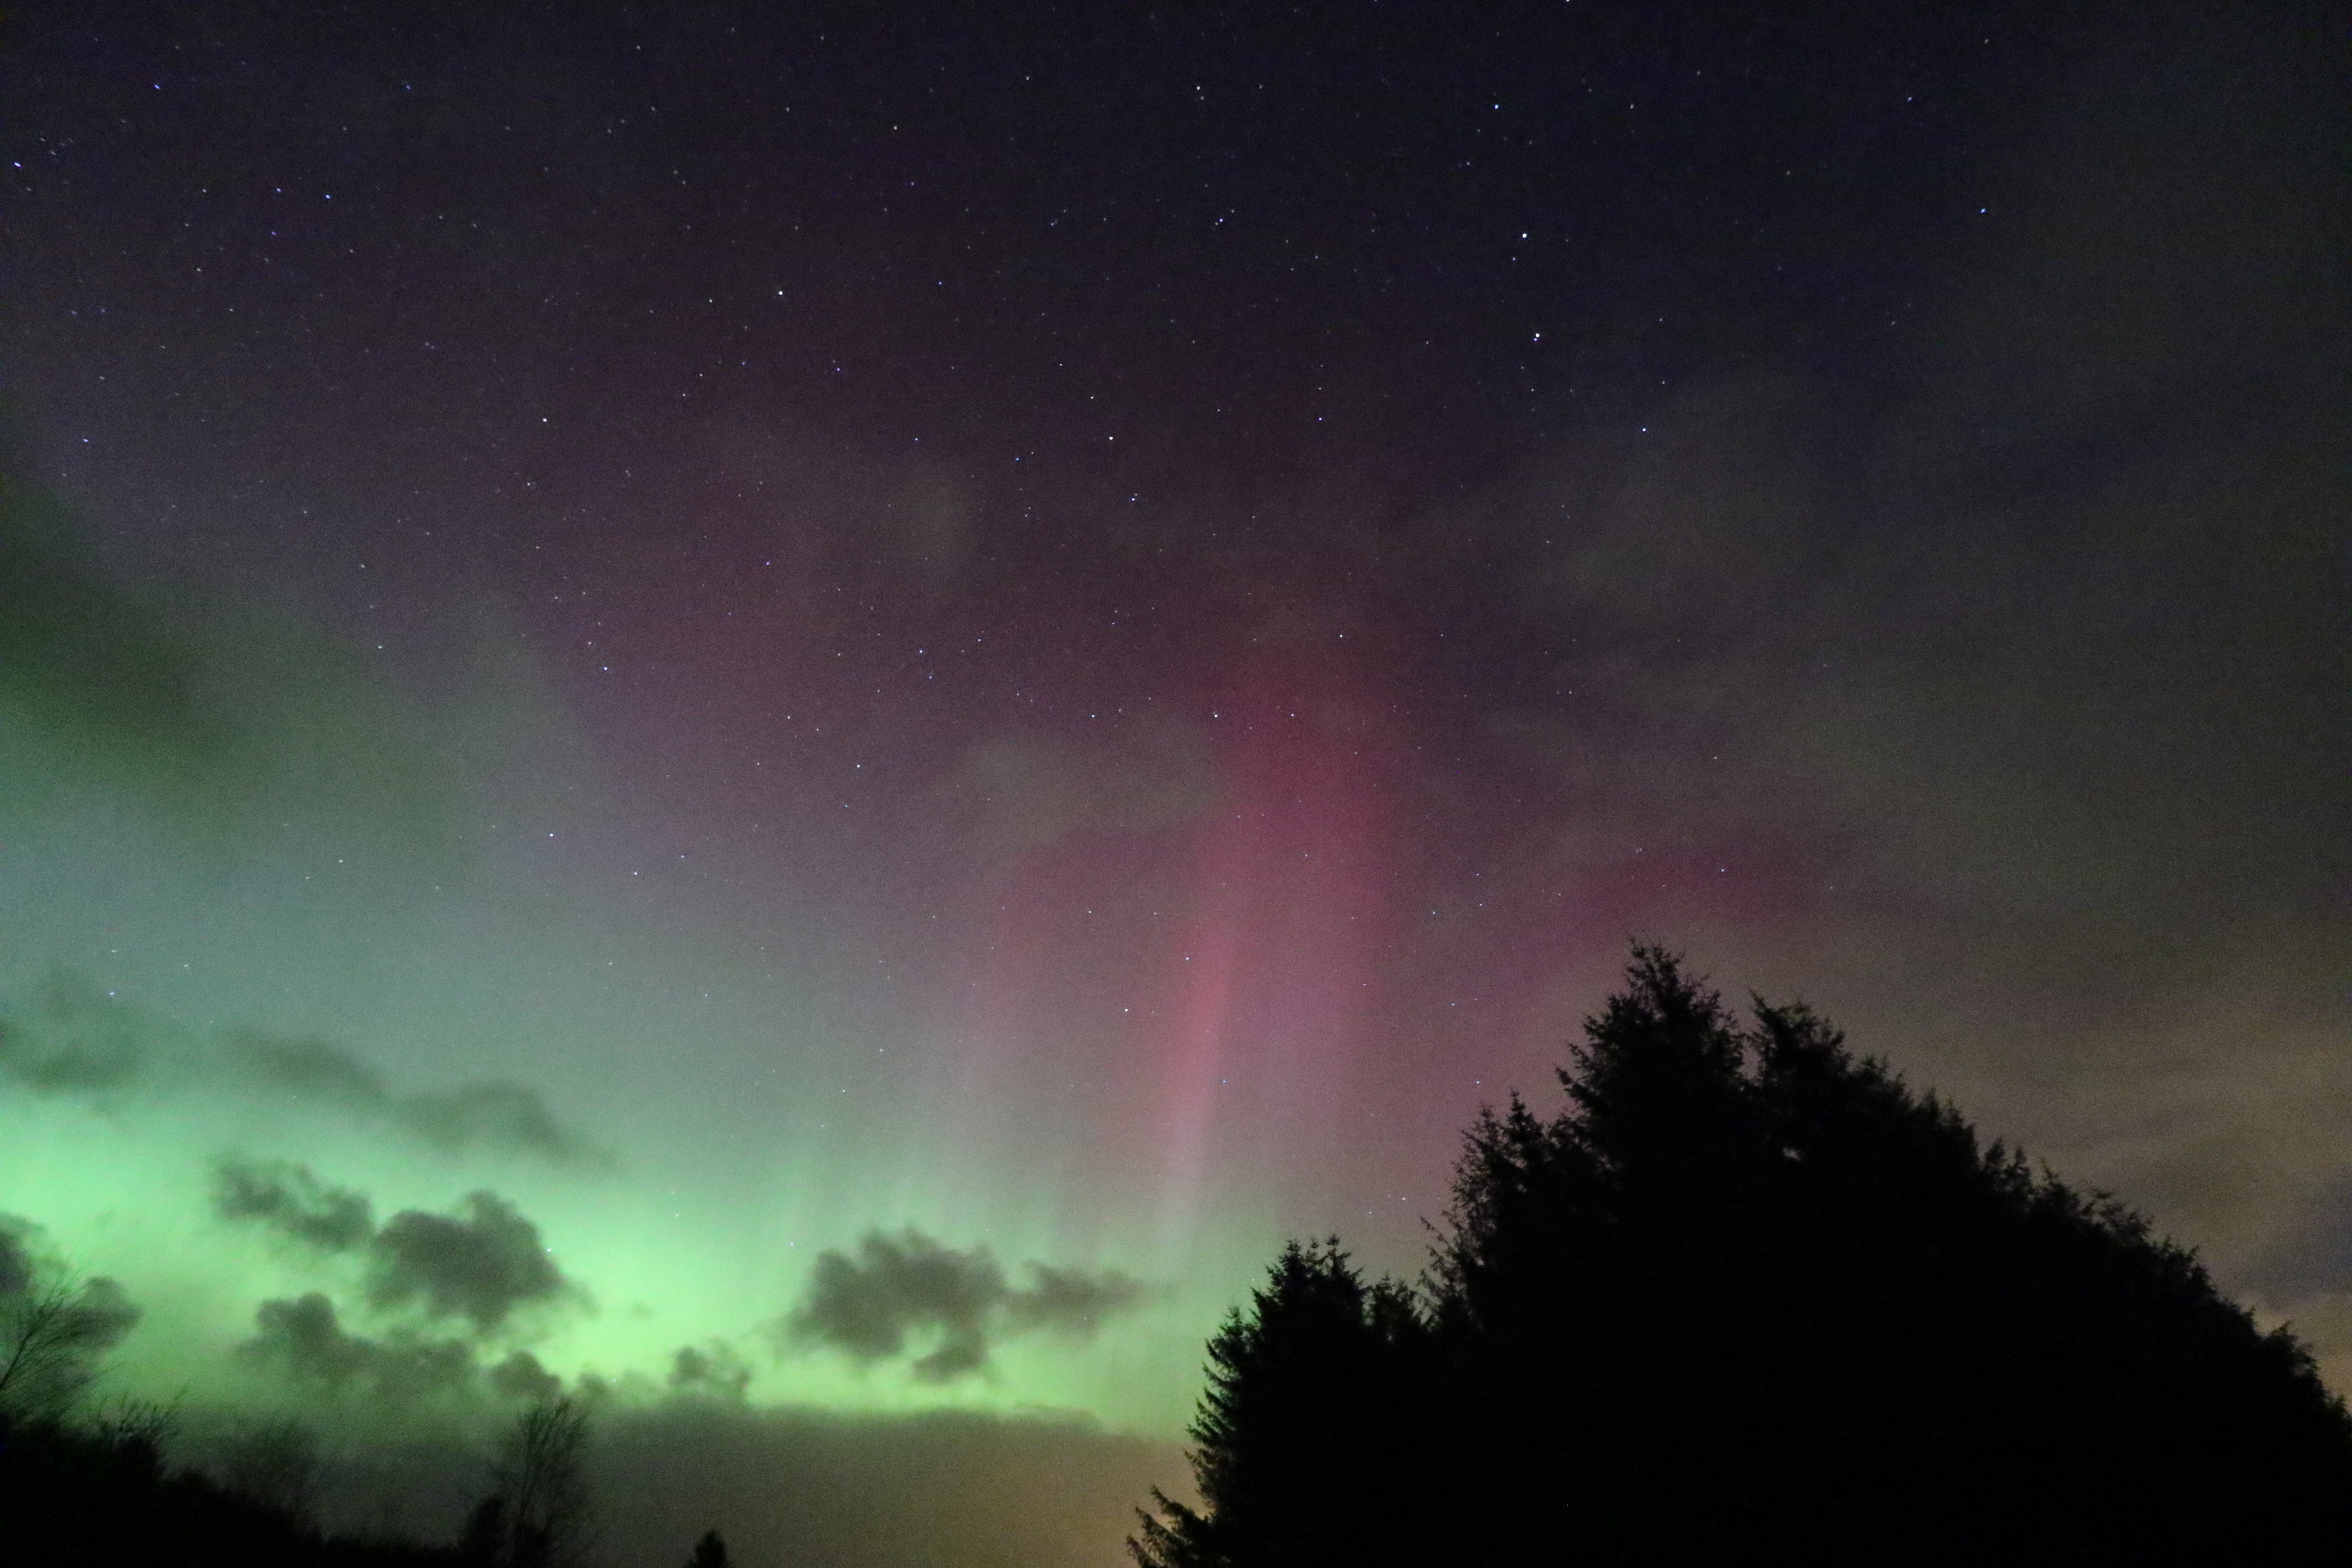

[0,1270,141,1418]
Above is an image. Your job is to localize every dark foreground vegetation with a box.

[1136,950,2352,1565]
[0,1410,459,1567]
[0,1397,731,1567]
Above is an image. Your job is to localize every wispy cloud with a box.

[212,1158,375,1252]
[0,974,609,1167]
[225,1030,606,1167]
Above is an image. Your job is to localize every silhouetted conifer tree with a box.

[1132,1240,1429,1568]
[684,1527,731,1568]
[1140,949,2352,1565]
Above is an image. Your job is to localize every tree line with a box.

[1135,950,2352,1564]
[0,1287,738,1568]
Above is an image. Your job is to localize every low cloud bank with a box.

[166,1397,1184,1568]
[589,1403,1181,1568]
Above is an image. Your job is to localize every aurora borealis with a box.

[2,4,2346,1563]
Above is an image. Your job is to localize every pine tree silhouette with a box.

[1138,948,2352,1564]
[1132,1239,1428,1568]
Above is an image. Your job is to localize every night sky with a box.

[2,3,2345,1563]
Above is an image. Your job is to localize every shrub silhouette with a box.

[1137,949,2352,1564]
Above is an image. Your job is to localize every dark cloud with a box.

[366,1191,571,1335]
[213,1157,375,1252]
[242,1293,476,1404]
[488,1349,565,1405]
[786,1229,1003,1381]
[395,1082,600,1166]
[239,1299,573,1412]
[213,1171,578,1394]
[781,1229,1148,1382]
[60,1280,139,1349]
[1006,1262,1150,1337]
[0,977,608,1167]
[666,1342,752,1402]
